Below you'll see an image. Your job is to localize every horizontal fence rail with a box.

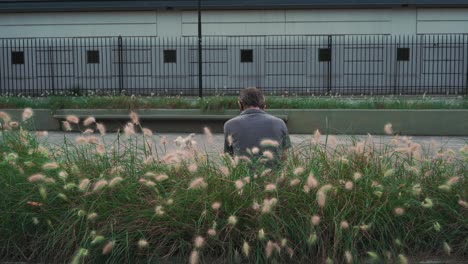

[1,35,467,96]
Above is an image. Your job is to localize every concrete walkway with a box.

[43,132,467,154]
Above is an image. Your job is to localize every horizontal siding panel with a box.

[0,12,157,26]
[417,8,468,20]
[285,9,392,22]
[182,10,285,23]
[0,24,157,37]
[417,21,468,33]
[182,23,285,36]
[285,21,391,35]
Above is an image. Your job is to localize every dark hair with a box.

[239,87,265,109]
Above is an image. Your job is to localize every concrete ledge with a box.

[1,109,467,136]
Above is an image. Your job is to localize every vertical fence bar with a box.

[118,35,123,94]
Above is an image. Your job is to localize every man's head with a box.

[238,87,265,110]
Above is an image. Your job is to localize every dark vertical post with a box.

[197,0,203,98]
[48,45,55,94]
[327,35,332,94]
[465,36,468,95]
[118,35,123,94]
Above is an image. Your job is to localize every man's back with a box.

[224,109,291,161]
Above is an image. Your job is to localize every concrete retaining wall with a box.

[1,109,467,136]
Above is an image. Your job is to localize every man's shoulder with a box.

[264,113,287,127]
[224,115,242,130]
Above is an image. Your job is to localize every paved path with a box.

[43,132,467,154]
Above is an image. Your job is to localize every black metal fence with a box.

[1,34,467,96]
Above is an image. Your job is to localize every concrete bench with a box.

[53,114,288,122]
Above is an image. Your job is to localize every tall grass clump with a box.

[0,109,467,263]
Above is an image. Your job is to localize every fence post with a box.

[327,35,332,94]
[118,35,123,94]
[197,0,203,98]
[48,45,55,94]
[466,36,468,95]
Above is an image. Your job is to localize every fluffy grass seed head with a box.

[83,117,95,127]
[58,170,68,180]
[66,115,79,124]
[421,197,433,208]
[293,167,305,176]
[42,162,59,170]
[458,199,468,208]
[93,180,108,191]
[311,215,321,226]
[155,205,165,216]
[394,207,405,216]
[204,127,213,144]
[367,251,379,261]
[263,150,274,160]
[341,221,349,229]
[87,213,98,221]
[261,198,278,214]
[129,111,139,125]
[22,108,33,121]
[226,135,233,146]
[207,229,216,236]
[313,129,321,143]
[96,123,106,135]
[28,173,45,183]
[384,123,393,135]
[443,242,451,256]
[62,121,72,131]
[258,229,266,240]
[228,215,238,226]
[260,169,272,177]
[138,239,148,249]
[345,251,353,264]
[265,241,274,259]
[353,172,362,181]
[307,174,318,188]
[188,163,198,173]
[188,177,207,190]
[398,254,408,264]
[317,191,326,208]
[242,241,250,257]
[211,202,221,210]
[124,123,136,136]
[109,177,123,187]
[102,241,114,255]
[78,178,91,191]
[307,233,317,245]
[219,166,229,177]
[0,111,11,123]
[251,147,260,155]
[155,174,169,182]
[235,180,244,190]
[265,183,276,191]
[96,144,105,155]
[142,128,153,137]
[345,181,354,190]
[384,169,395,177]
[189,250,199,264]
[194,236,205,249]
[260,139,279,148]
[447,176,460,186]
[75,136,87,144]
[290,178,300,187]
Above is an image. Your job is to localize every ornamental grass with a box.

[0,109,467,263]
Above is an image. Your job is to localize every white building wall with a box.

[0,12,158,37]
[417,8,468,34]
[0,8,467,37]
